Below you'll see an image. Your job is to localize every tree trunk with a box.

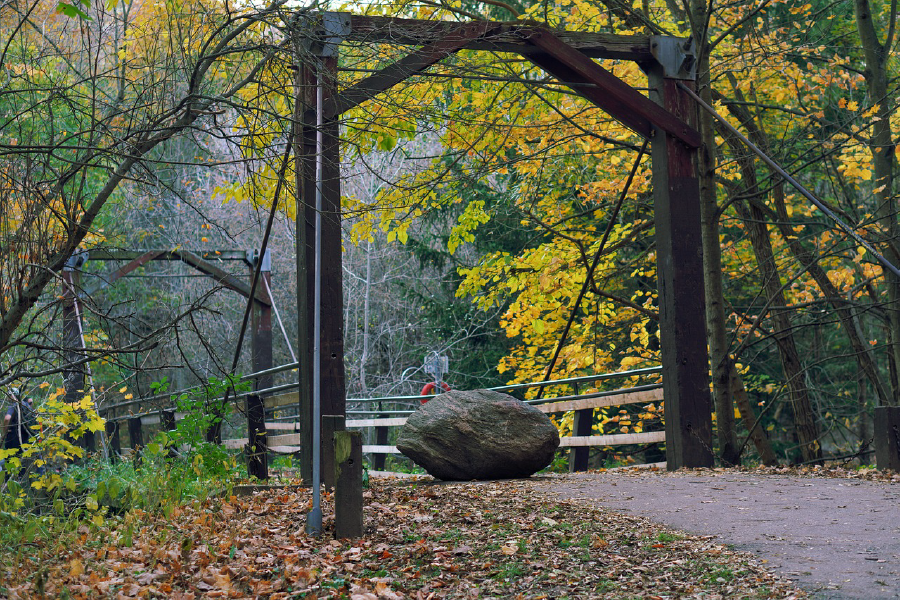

[730,363,779,465]
[718,91,893,412]
[854,0,900,406]
[729,175,823,464]
[692,0,740,466]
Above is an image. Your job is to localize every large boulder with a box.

[396,389,560,480]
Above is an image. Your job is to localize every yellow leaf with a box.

[69,559,84,577]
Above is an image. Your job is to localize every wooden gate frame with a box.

[296,13,714,474]
[63,248,274,478]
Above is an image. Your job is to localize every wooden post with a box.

[298,33,348,483]
[128,416,143,466]
[319,53,347,489]
[162,410,176,431]
[334,430,364,539]
[247,394,268,479]
[162,410,177,459]
[648,51,714,469]
[373,419,388,471]
[569,409,592,472]
[322,414,345,490]
[105,420,121,461]
[297,60,316,484]
[249,250,272,480]
[874,406,900,470]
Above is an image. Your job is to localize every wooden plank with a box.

[374,424,388,470]
[345,14,654,61]
[297,59,316,483]
[141,411,186,426]
[346,417,408,427]
[362,445,401,454]
[327,21,500,118]
[265,422,301,430]
[559,431,665,447]
[265,391,299,409]
[538,388,663,414]
[522,29,701,148]
[334,431,364,538]
[269,433,301,446]
[223,438,246,449]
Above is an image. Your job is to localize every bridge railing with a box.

[101,364,664,473]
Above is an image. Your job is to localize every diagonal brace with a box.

[522,28,701,149]
[325,22,501,120]
[83,250,163,296]
[175,250,271,306]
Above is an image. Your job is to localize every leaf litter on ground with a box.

[3,475,807,599]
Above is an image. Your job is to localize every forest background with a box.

[2,0,900,471]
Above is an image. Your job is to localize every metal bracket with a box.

[64,252,87,272]
[304,12,350,57]
[248,249,272,272]
[649,36,696,80]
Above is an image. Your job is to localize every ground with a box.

[542,466,900,600]
[5,466,895,598]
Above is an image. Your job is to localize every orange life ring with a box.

[419,381,451,403]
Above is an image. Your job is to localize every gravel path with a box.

[538,470,900,599]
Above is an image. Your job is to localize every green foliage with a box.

[160,375,249,480]
[55,0,91,20]
[0,394,106,514]
[0,376,246,552]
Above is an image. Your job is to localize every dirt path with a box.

[537,470,900,599]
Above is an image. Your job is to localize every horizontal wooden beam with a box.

[345,14,655,61]
[76,248,270,306]
[347,417,408,427]
[265,392,299,409]
[363,444,402,454]
[85,249,252,263]
[537,388,663,414]
[270,445,302,454]
[265,422,301,430]
[224,437,403,455]
[559,431,665,447]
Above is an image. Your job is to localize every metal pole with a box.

[263,275,297,362]
[66,270,109,461]
[306,66,324,536]
[677,82,900,279]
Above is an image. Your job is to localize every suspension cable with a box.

[677,81,900,279]
[537,138,650,400]
[263,275,297,362]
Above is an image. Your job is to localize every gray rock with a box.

[396,389,560,480]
